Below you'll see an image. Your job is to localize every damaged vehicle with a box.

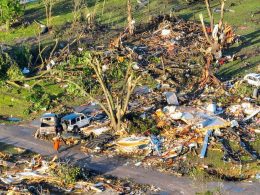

[61,113,92,133]
[39,113,59,135]
[243,73,260,87]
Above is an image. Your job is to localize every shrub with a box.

[51,164,81,184]
[128,115,159,135]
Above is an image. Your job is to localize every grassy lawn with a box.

[0,87,30,119]
[0,81,65,120]
[0,142,26,154]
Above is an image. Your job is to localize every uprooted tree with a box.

[199,0,235,87]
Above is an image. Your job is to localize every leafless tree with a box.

[73,0,85,23]
[42,0,57,26]
[127,0,134,35]
[82,56,141,131]
[199,0,229,87]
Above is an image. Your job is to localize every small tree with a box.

[0,0,23,31]
[61,53,141,131]
[42,0,57,26]
[127,0,134,35]
[199,0,234,87]
[82,54,141,131]
[73,0,85,23]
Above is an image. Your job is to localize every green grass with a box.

[0,87,30,119]
[0,142,36,165]
[0,81,65,120]
[187,135,260,181]
[0,142,24,154]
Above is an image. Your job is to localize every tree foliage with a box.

[0,0,23,30]
[26,84,54,113]
[0,51,23,85]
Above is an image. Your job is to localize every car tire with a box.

[73,126,80,134]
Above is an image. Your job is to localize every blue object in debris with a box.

[7,117,21,122]
[200,130,213,158]
[150,135,162,156]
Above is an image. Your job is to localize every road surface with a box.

[0,122,259,194]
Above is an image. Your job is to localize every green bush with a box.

[6,63,24,80]
[235,82,252,97]
[0,51,23,83]
[51,164,81,184]
[128,115,159,135]
[13,45,32,67]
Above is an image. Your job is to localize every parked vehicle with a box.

[61,113,92,132]
[39,113,58,135]
[244,73,260,87]
[92,112,108,122]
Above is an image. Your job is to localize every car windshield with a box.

[41,122,52,127]
[42,117,54,123]
[62,119,70,125]
[71,118,76,125]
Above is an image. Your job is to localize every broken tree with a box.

[199,0,235,87]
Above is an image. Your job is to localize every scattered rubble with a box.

[0,150,154,194]
[18,11,258,183]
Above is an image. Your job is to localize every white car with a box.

[61,113,92,132]
[243,73,260,87]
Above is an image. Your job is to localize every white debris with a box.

[132,62,140,70]
[161,29,171,36]
[206,103,217,113]
[164,92,179,105]
[102,65,109,72]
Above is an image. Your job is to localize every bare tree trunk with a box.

[219,0,225,29]
[87,58,140,131]
[49,2,52,25]
[127,0,134,35]
[199,14,213,45]
[45,4,49,26]
[43,0,55,26]
[205,0,214,32]
[5,19,10,31]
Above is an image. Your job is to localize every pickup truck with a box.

[61,113,92,132]
[39,113,58,135]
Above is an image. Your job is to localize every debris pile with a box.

[122,17,209,88]
[0,153,155,194]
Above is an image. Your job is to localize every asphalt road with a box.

[0,122,259,194]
